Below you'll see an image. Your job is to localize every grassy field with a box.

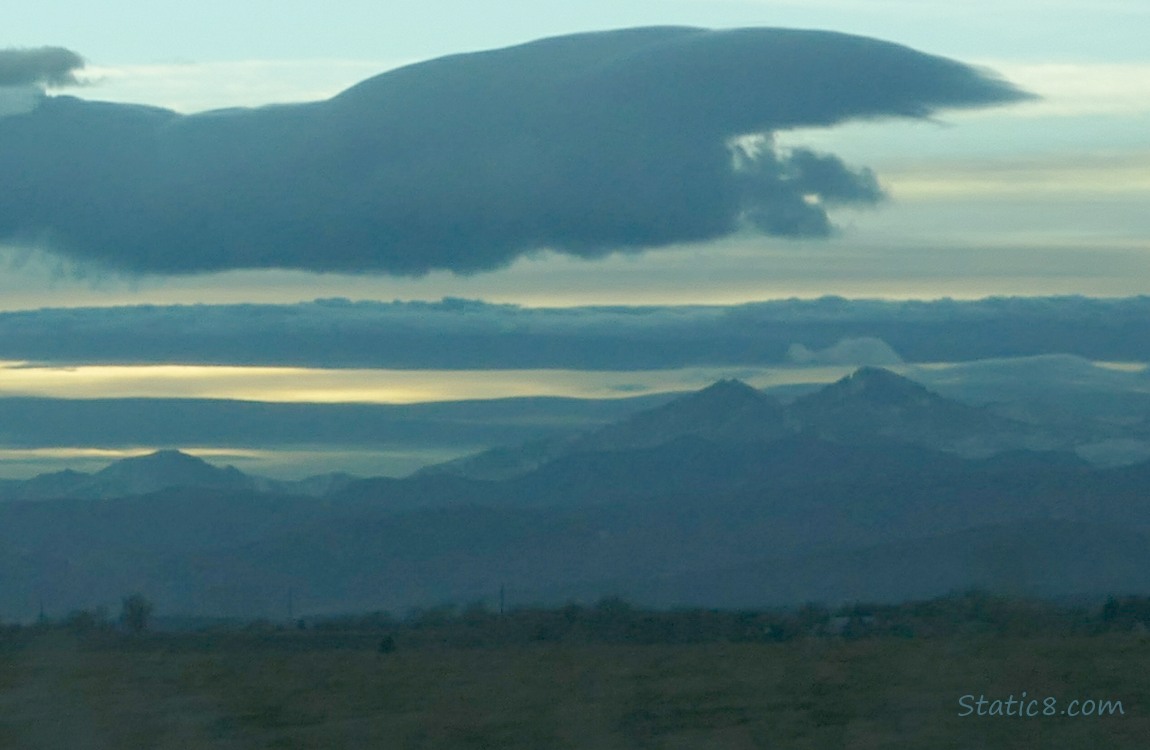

[1,624,1147,749]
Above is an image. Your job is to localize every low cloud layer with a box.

[786,337,903,367]
[0,47,85,87]
[0,296,1145,370]
[0,28,1029,275]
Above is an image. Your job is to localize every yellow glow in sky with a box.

[0,361,857,404]
[884,153,1150,200]
[0,446,265,462]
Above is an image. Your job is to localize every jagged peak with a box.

[854,365,916,381]
[650,378,780,418]
[93,449,223,479]
[689,378,767,402]
[807,367,934,405]
[111,449,205,466]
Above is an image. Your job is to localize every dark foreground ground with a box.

[2,597,1148,749]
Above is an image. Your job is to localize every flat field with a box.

[1,627,1147,749]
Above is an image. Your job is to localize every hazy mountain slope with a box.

[786,365,1021,441]
[421,367,1056,480]
[0,450,255,501]
[0,486,330,617]
[77,450,254,498]
[572,379,788,451]
[5,435,1144,618]
[412,381,784,480]
[612,520,1150,608]
[0,450,365,502]
[3,372,1150,619]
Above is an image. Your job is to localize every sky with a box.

[0,1,1147,476]
[1,0,1146,308]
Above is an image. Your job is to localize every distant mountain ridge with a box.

[0,367,1056,497]
[788,366,1041,453]
[576,379,788,451]
[421,379,789,481]
[0,368,1079,499]
[1,367,1147,619]
[422,367,1053,480]
[0,450,355,502]
[82,449,252,498]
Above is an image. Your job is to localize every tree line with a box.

[11,591,1150,647]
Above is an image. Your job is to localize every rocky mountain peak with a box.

[815,367,933,405]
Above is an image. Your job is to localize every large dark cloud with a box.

[0,28,1030,275]
[0,46,85,87]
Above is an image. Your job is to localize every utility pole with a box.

[499,584,505,616]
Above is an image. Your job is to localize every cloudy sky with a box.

[0,1,1147,476]
[3,0,1147,307]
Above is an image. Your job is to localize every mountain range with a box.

[418,367,1058,481]
[1,367,1148,620]
[0,449,355,502]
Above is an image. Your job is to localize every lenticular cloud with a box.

[0,28,1032,276]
